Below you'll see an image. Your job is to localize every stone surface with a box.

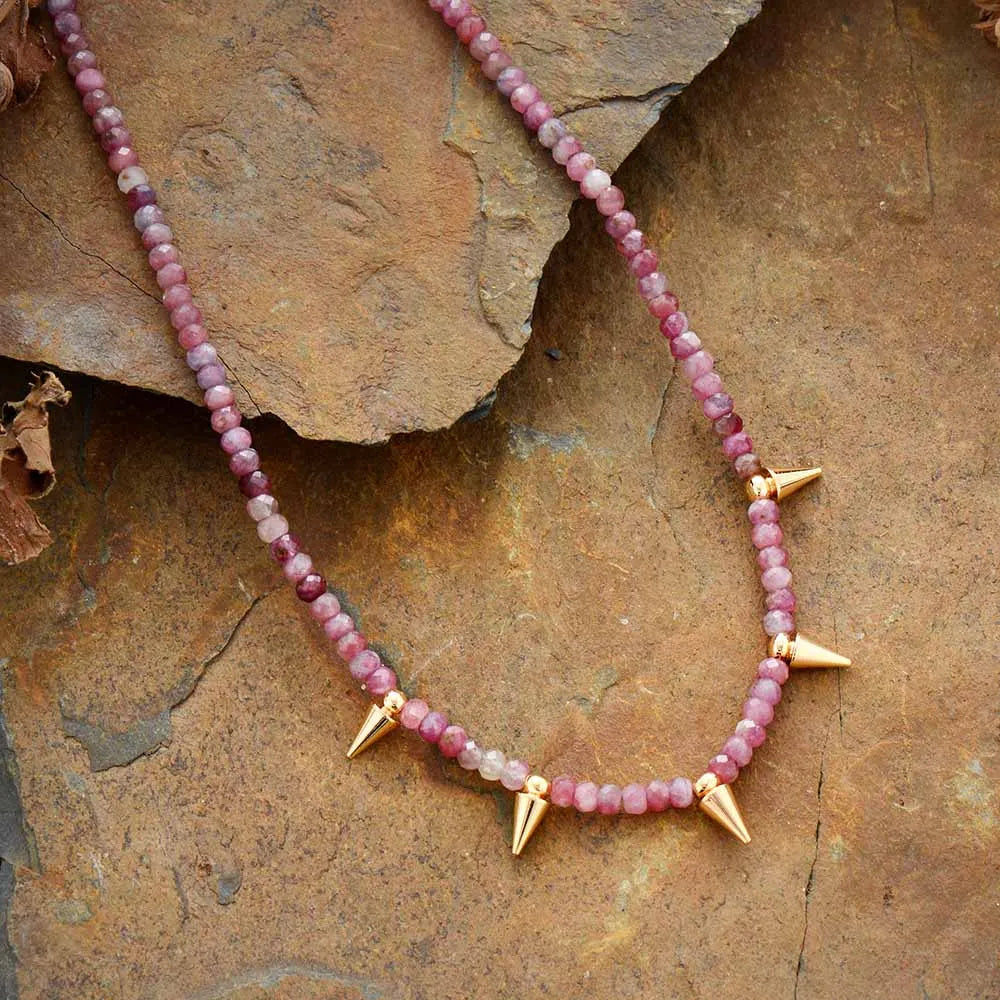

[1,0,999,997]
[0,0,760,443]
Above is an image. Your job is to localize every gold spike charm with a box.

[695,772,751,844]
[346,689,408,759]
[769,631,851,669]
[745,466,823,502]
[512,775,550,856]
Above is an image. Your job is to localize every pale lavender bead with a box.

[496,66,526,97]
[668,777,694,808]
[537,117,567,149]
[478,749,506,781]
[748,498,780,525]
[743,696,775,726]
[580,168,612,199]
[758,657,789,684]
[757,545,788,570]
[750,678,783,706]
[763,609,794,636]
[767,588,797,612]
[637,272,667,301]
[400,699,429,730]
[500,758,530,791]
[596,784,622,815]
[682,350,714,380]
[282,551,314,582]
[761,566,792,591]
[133,204,164,230]
[204,385,235,410]
[736,718,767,748]
[722,734,753,767]
[308,591,341,622]
[246,494,278,521]
[573,781,599,813]
[186,343,218,370]
[457,740,483,770]
[196,364,227,390]
[349,649,381,682]
[621,783,647,815]
[256,513,289,543]
[220,427,252,455]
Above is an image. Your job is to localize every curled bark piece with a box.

[0,371,71,565]
[0,0,53,111]
[975,2,1000,44]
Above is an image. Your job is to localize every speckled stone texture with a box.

[1,0,999,997]
[0,0,760,443]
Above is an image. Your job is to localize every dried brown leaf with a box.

[0,0,54,110]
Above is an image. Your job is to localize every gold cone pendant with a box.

[346,690,408,759]
[746,466,822,502]
[698,783,751,844]
[769,631,851,669]
[511,776,551,856]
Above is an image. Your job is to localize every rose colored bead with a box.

[366,667,397,697]
[455,15,485,43]
[220,426,251,455]
[703,393,734,420]
[400,699,428,730]
[348,649,380,682]
[107,147,140,172]
[336,630,366,661]
[751,522,784,549]
[660,310,689,339]
[722,735,753,767]
[468,31,500,61]
[580,168,612,199]
[457,740,483,770]
[692,373,724,401]
[509,83,540,114]
[763,609,794,636]
[210,405,242,433]
[734,452,763,480]
[204,385,235,410]
[629,249,658,278]
[270,533,301,564]
[196,364,227,390]
[722,431,754,460]
[596,184,625,216]
[100,125,132,153]
[552,135,583,165]
[47,0,77,14]
[185,342,217,370]
[596,784,622,815]
[155,263,186,290]
[550,775,576,807]
[757,545,788,570]
[163,284,192,312]
[604,210,636,240]
[762,566,792,592]
[619,229,645,256]
[148,243,179,270]
[748,498,779,525]
[537,117,567,149]
[573,781,599,813]
[751,678,783,707]
[767,588,797,612]
[418,712,448,743]
[92,106,123,134]
[171,304,202,331]
[116,165,147,193]
[622,783,648,815]
[648,293,679,319]
[736,718,767,748]
[239,470,271,498]
[480,50,512,80]
[522,101,553,131]
[67,50,98,77]
[566,151,596,182]
[645,780,671,812]
[500,759,530,791]
[323,612,354,641]
[256,513,289,544]
[758,657,789,684]
[141,222,172,250]
[296,573,326,602]
[282,551,313,583]
[743,696,776,726]
[439,725,468,758]
[229,447,259,477]
[82,89,112,115]
[637,271,667,301]
[74,67,106,95]
[668,776,694,808]
[308,591,341,622]
[682,350,714,380]
[495,66,526,97]
[179,324,208,350]
[670,331,702,359]
[133,204,165,230]
[52,11,81,35]
[127,184,157,211]
[478,749,506,781]
[714,412,743,437]
[709,754,739,784]
[441,0,470,27]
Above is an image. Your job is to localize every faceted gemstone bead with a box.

[47,0,77,14]
[703,393,734,420]
[734,452,763,479]
[92,106,124,134]
[210,406,242,433]
[668,776,694,808]
[509,83,540,114]
[500,759,530,791]
[748,498,780,524]
[196,364,227,390]
[366,667,398,697]
[282,551,313,582]
[323,613,354,641]
[269,534,301,564]
[637,271,667,300]
[149,242,179,270]
[245,494,278,521]
[580,168,612,199]
[751,522,784,549]
[566,151,596,182]
[155,263,187,290]
[573,781,599,813]
[238,470,271,498]
[619,229,646,256]
[296,573,326,602]
[52,11,81,35]
[116,165,147,192]
[141,223,172,249]
[127,184,157,210]
[552,135,583,165]
[660,310,689,338]
[59,32,90,56]
[256,513,289,543]
[550,775,576,807]
[418,712,448,743]
[763,609,794,636]
[107,147,140,172]
[522,101,553,131]
[73,67,105,94]
[82,89,112,115]
[478,749,506,781]
[495,66,526,97]
[596,784,622,815]
[750,678,783,706]
[349,649,380,682]
[761,566,792,591]
[691,373,724,401]
[596,185,625,216]
[441,0,470,27]
[708,754,738,784]
[722,431,754,460]
[648,293,679,319]
[682,350,714,380]
[743,696,776,726]
[604,211,636,240]
[722,734,753,767]
[186,342,218,370]
[336,630,366,662]
[308,592,341,622]
[100,125,132,153]
[628,249,658,278]
[468,31,499,61]
[134,204,165,230]
[455,15,485,43]
[179,325,207,350]
[170,304,202,331]
[457,740,483,770]
[67,49,98,76]
[622,783,648,815]
[400,699,429,730]
[536,117,567,149]
[163,284,192,311]
[713,412,743,437]
[439,725,468,758]
[758,657,790,684]
[204,385,235,410]
[480,51,512,80]
[645,779,671,812]
[766,588,797,612]
[670,332,702,359]
[757,545,788,570]
[736,718,767,748]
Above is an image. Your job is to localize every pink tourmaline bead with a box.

[309,591,341,622]
[428,0,446,10]
[748,498,780,524]
[455,15,485,43]
[171,304,202,331]
[573,781,599,813]
[155,263,187,290]
[751,522,784,549]
[400,699,429,730]
[620,229,645,256]
[282,551,313,583]
[762,566,792,591]
[204,385,235,410]
[722,431,754,460]
[669,776,694,808]
[622,783,647,815]
[186,342,217,370]
[692,372,724,401]
[47,0,77,15]
[457,740,483,770]
[220,427,251,455]
[703,393,734,420]
[670,332,702,359]
[116,165,147,192]
[59,32,90,56]
[126,184,157,210]
[107,148,139,172]
[366,667,397,697]
[296,573,326,602]
[758,657,789,684]
[509,83,540,113]
[468,31,499,60]
[441,0,470,28]
[74,67,105,94]
[349,649,380,682]
[566,151,596,182]
[246,494,277,521]
[133,204,165,230]
[637,271,667,301]
[660,310,689,338]
[763,609,794,636]
[522,101,553,131]
[240,470,271,498]
[210,406,241,433]
[734,452,763,479]
[580,168,612,199]
[750,678,783,706]
[605,210,636,240]
[645,780,671,812]
[552,135,583,165]
[736,718,767,748]
[709,754,739,783]
[722,735,753,767]
[323,612,353,641]
[500,759,530,791]
[52,11,81,35]
[550,775,576,807]
[757,545,788,570]
[596,185,625,216]
[495,66,526,97]
[418,711,448,743]
[439,725,468,758]
[269,533,300,563]
[99,123,131,152]
[163,284,192,311]
[596,784,622,815]
[67,50,98,76]
[148,243,179,270]
[715,413,742,437]
[682,350,714,380]
[92,106,123,134]
[480,50,512,80]
[336,630,366,662]
[537,117,567,148]
[743,696,776,726]
[478,750,506,781]
[629,248,658,278]
[256,513,288,543]
[179,324,207,350]
[141,223,172,250]
[767,588,797,612]
[648,293,679,319]
[196,364,227,390]
[82,89,111,115]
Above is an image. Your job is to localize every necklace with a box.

[46,0,852,856]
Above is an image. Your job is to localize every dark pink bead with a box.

[141,223,172,250]
[751,678,782,706]
[148,243,179,270]
[596,185,625,216]
[59,32,90,56]
[239,470,272,498]
[468,31,500,60]
[659,310,689,339]
[734,452,763,480]
[743,696,775,726]
[758,657,789,684]
[336,630,367,662]
[522,101,553,131]
[736,718,766,748]
[203,385,235,410]
[550,775,576,807]
[366,667,397,697]
[622,783,647,815]
[751,522,783,549]
[767,588,797,613]
[228,448,260,477]
[645,779,671,812]
[480,50,512,80]
[748,498,779,525]
[496,66,527,97]
[81,89,112,114]
[155,262,187,290]
[322,612,354,641]
[637,272,667,301]
[455,15,485,43]
[196,364,227,390]
[210,406,242,433]
[670,331,702,359]
[400,699,429,730]
[573,781,599,813]
[170,303,202,331]
[629,249,659,278]
[713,412,743,437]
[178,324,208,349]
[99,124,132,153]
[762,565,792,592]
[439,725,468,758]
[604,210,636,240]
[709,754,738,784]
[596,784,622,815]
[126,185,156,211]
[722,735,753,767]
[92,106,124,134]
[692,372,724,401]
[722,431,753,460]
[67,49,98,76]
[566,151,596,182]
[668,777,694,808]
[418,712,448,743]
[757,545,788,570]
[349,649,380,682]
[441,0,470,28]
[296,573,326,602]
[509,83,540,114]
[52,11,82,36]
[703,393,734,420]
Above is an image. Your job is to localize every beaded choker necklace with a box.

[47,0,852,855]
